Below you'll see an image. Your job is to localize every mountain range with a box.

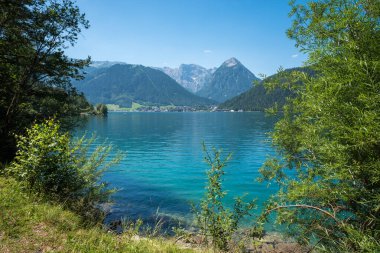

[161,58,259,103]
[73,64,214,107]
[73,58,260,107]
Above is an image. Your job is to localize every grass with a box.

[0,176,304,253]
[0,176,197,253]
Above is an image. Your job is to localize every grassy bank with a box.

[0,176,196,253]
[0,176,307,253]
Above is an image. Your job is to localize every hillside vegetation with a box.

[218,67,312,111]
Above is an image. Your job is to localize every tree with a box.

[0,0,90,162]
[260,0,380,251]
[95,103,108,116]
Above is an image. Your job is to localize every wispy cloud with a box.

[291,54,298,58]
[203,49,212,54]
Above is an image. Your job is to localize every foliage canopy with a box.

[0,0,91,161]
[260,0,380,251]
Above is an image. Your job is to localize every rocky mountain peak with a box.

[222,57,241,67]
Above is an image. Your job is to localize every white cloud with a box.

[203,49,212,54]
[291,54,298,58]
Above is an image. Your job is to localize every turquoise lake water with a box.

[76,112,280,228]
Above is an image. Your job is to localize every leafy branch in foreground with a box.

[260,0,380,252]
[6,119,121,222]
[192,144,256,252]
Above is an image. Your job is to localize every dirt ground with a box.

[175,232,309,253]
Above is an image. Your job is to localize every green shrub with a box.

[192,144,256,252]
[7,119,120,221]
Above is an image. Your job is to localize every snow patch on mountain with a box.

[223,57,240,67]
[159,64,214,93]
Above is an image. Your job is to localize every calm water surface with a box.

[76,112,279,227]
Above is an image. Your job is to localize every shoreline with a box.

[107,110,265,113]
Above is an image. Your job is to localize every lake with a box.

[76,112,280,228]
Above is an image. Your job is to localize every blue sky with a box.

[67,0,308,76]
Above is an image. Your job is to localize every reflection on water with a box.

[75,112,279,227]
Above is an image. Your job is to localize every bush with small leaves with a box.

[7,119,120,221]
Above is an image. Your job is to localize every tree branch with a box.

[266,204,341,223]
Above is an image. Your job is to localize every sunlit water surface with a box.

[76,112,280,228]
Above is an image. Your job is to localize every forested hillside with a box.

[218,67,311,111]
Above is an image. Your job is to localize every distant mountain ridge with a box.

[74,58,262,107]
[73,64,214,107]
[196,58,260,103]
